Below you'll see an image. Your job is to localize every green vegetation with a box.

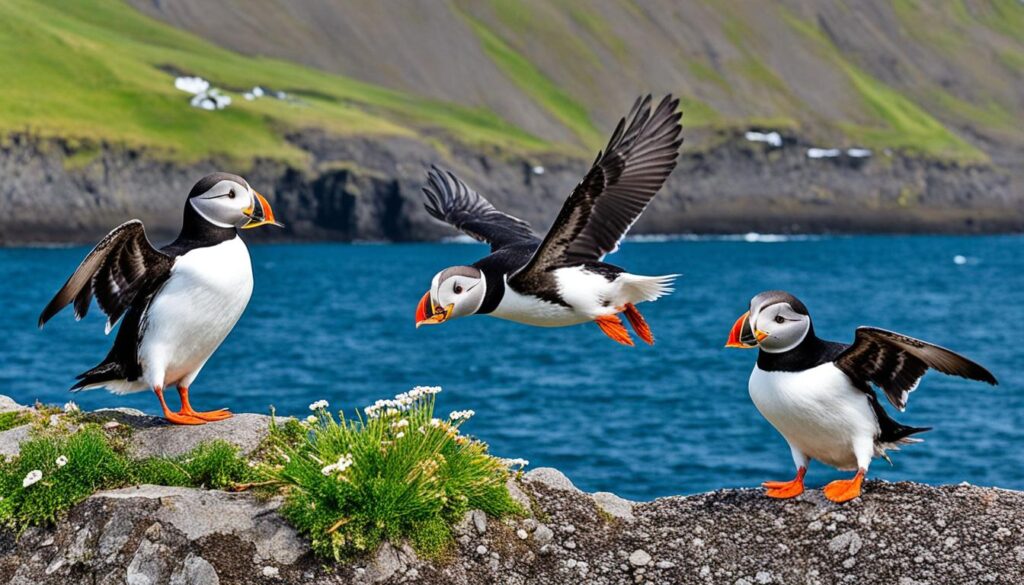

[0,411,31,432]
[0,421,255,530]
[779,7,986,162]
[458,7,604,149]
[269,388,523,560]
[0,0,556,165]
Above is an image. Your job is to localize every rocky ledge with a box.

[1,401,1022,585]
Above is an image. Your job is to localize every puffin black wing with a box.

[423,165,538,252]
[511,95,682,288]
[835,327,998,411]
[39,220,173,332]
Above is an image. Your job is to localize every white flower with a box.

[62,401,79,413]
[396,432,405,439]
[308,400,329,411]
[55,456,68,468]
[429,418,442,428]
[321,453,354,476]
[22,470,42,488]
[503,458,529,468]
[392,418,409,429]
[449,410,475,421]
[305,415,317,424]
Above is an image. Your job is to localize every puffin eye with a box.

[227,191,236,199]
[454,284,463,294]
[775,315,786,324]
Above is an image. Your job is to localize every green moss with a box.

[458,8,603,149]
[0,411,31,432]
[677,96,721,127]
[563,3,630,61]
[687,60,732,93]
[997,50,1024,74]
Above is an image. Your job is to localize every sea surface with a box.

[1,236,1020,501]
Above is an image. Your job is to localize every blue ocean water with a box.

[1,236,1020,501]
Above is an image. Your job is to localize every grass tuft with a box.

[0,423,255,532]
[269,388,523,561]
[0,411,31,433]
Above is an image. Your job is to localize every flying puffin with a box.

[414,94,683,346]
[38,172,282,425]
[726,290,997,502]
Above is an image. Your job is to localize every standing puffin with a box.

[414,95,682,346]
[726,290,997,502]
[38,173,282,425]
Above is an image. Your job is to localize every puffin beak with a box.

[242,191,284,229]
[415,291,453,328]
[725,311,767,348]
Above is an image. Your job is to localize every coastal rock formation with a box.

[1,129,1020,245]
[0,397,1021,584]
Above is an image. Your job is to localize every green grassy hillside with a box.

[3,0,1023,166]
[0,0,556,165]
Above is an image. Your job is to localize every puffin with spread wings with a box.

[39,172,282,425]
[414,95,683,346]
[726,290,997,502]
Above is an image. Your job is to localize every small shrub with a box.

[0,411,31,432]
[269,387,523,561]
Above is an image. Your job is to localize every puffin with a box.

[414,94,682,346]
[726,290,997,502]
[38,172,282,425]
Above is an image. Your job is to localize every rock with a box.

[470,509,487,535]
[592,491,635,522]
[505,478,531,511]
[524,468,578,492]
[516,529,528,540]
[170,554,220,585]
[628,549,651,567]
[532,524,554,545]
[0,424,32,458]
[105,412,275,458]
[0,395,28,412]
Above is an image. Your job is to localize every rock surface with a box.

[1,397,1021,584]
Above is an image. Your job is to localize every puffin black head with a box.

[415,265,486,328]
[187,172,283,230]
[726,290,813,353]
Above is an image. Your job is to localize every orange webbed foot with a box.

[163,411,206,425]
[823,469,865,503]
[595,314,634,346]
[622,303,654,345]
[180,408,233,422]
[762,467,806,499]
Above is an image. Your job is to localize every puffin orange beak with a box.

[726,311,767,348]
[241,191,284,229]
[415,292,453,328]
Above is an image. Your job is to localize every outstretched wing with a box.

[835,327,998,411]
[39,220,173,332]
[422,165,538,252]
[511,95,682,287]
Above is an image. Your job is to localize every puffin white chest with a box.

[749,363,878,470]
[491,278,589,327]
[140,237,253,387]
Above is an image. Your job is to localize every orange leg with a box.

[823,468,866,503]
[154,386,204,425]
[595,314,634,346]
[622,303,655,345]
[762,466,806,499]
[177,386,233,422]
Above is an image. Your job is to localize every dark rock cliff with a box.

[1,131,1020,246]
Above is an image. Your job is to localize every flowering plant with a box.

[267,386,522,560]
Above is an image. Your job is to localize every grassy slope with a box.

[2,0,1021,166]
[0,0,555,165]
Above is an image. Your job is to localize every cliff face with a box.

[1,397,1022,585]
[2,129,1020,245]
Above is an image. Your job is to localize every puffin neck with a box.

[167,203,238,252]
[757,325,830,372]
[475,266,505,315]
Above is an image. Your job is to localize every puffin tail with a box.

[619,273,678,304]
[70,362,126,392]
